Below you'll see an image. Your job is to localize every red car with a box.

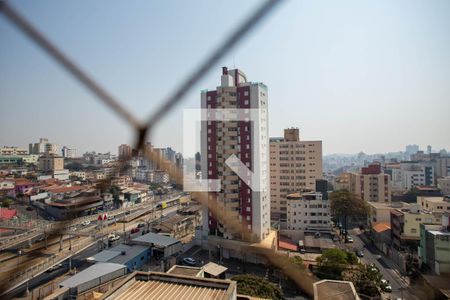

[131,228,140,234]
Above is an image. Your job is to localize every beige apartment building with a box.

[269,128,322,221]
[437,176,450,196]
[0,147,28,156]
[38,154,64,172]
[418,196,450,214]
[346,164,391,203]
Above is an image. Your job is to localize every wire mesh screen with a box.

[0,0,319,297]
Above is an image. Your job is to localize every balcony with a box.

[225,193,239,199]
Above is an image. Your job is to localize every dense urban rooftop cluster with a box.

[1,68,449,300]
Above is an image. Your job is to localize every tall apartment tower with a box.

[29,138,59,155]
[201,67,270,242]
[269,128,323,222]
[118,144,132,160]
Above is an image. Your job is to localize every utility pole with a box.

[69,237,72,272]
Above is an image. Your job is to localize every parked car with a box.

[131,228,140,234]
[137,223,146,228]
[355,249,364,257]
[26,206,33,211]
[368,263,379,273]
[182,257,197,266]
[46,263,63,273]
[380,279,392,292]
[345,236,354,243]
[108,234,120,242]
[82,220,91,226]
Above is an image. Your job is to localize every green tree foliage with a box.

[329,190,368,218]
[290,255,305,269]
[346,251,358,265]
[315,249,355,280]
[329,190,369,230]
[231,274,284,300]
[65,162,83,171]
[109,185,121,208]
[1,198,14,208]
[343,264,382,297]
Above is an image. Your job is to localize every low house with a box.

[371,222,391,254]
[87,244,150,272]
[152,214,200,239]
[313,280,360,300]
[202,262,228,279]
[58,263,127,299]
[304,234,335,253]
[0,180,15,197]
[132,232,182,260]
[45,195,104,220]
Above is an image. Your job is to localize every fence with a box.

[7,236,96,288]
[0,1,326,298]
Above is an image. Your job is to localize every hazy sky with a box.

[1,0,449,156]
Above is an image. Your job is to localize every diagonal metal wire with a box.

[0,0,324,298]
[144,0,284,130]
[0,1,142,129]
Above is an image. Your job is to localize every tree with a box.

[65,162,83,171]
[329,190,369,233]
[1,198,14,208]
[346,251,358,265]
[315,249,355,280]
[231,274,284,300]
[343,264,382,297]
[290,255,305,269]
[109,185,121,209]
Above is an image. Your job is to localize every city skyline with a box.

[1,0,450,155]
[1,2,450,299]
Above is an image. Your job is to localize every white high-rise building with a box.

[201,67,270,242]
[29,138,59,155]
[61,146,77,158]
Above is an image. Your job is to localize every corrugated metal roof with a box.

[132,232,180,247]
[91,244,148,264]
[111,278,228,300]
[60,263,126,288]
[91,250,121,262]
[102,271,235,300]
[109,245,148,265]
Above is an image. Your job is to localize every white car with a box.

[82,220,91,226]
[183,257,197,266]
[380,279,392,292]
[108,234,120,242]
